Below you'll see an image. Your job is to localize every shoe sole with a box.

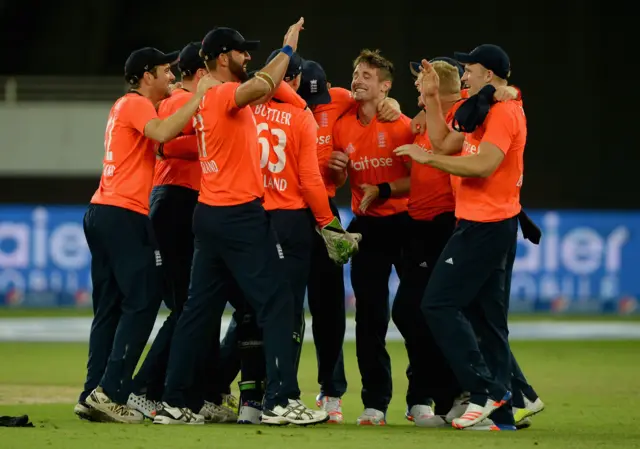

[74,406,100,423]
[286,414,331,426]
[126,402,157,421]
[153,415,204,425]
[452,393,512,429]
[415,416,446,428]
[85,399,144,424]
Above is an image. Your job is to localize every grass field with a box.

[2,307,640,321]
[1,338,639,449]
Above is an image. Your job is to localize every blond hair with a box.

[430,61,461,96]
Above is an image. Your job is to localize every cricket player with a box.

[395,44,526,431]
[155,20,352,426]
[297,59,402,423]
[403,57,544,429]
[393,59,462,427]
[231,49,361,425]
[330,49,414,425]
[75,47,217,423]
[124,42,238,424]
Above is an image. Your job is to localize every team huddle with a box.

[74,17,546,431]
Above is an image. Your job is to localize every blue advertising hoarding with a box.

[0,206,638,314]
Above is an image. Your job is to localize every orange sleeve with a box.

[125,96,158,134]
[297,111,334,227]
[332,118,345,152]
[158,91,195,135]
[481,103,519,154]
[273,82,307,109]
[445,100,465,126]
[217,82,242,112]
[331,87,354,116]
[393,115,414,164]
[161,135,198,160]
[394,115,414,145]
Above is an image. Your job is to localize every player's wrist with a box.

[377,182,391,199]
[281,45,293,58]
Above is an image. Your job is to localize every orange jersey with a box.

[409,138,455,221]
[410,100,464,220]
[153,88,200,191]
[195,82,263,207]
[455,100,526,222]
[333,109,414,217]
[253,100,333,227]
[312,87,354,197]
[90,92,159,215]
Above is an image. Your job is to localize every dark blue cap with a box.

[266,49,303,82]
[454,44,510,79]
[124,47,179,84]
[299,60,331,106]
[201,27,259,60]
[178,42,205,77]
[410,57,464,79]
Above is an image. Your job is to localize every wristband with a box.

[377,182,392,199]
[281,45,293,57]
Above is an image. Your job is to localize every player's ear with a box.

[485,69,494,83]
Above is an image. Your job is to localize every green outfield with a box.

[2,307,640,321]
[0,338,639,449]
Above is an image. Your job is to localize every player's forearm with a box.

[151,93,203,143]
[389,176,410,196]
[426,153,489,178]
[423,94,450,147]
[301,179,334,227]
[160,135,199,160]
[331,169,347,188]
[274,82,307,109]
[237,51,292,107]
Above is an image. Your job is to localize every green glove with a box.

[318,217,362,265]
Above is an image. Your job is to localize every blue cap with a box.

[266,49,303,82]
[124,47,179,85]
[454,44,510,79]
[178,42,205,77]
[298,60,331,106]
[410,57,464,79]
[201,27,259,60]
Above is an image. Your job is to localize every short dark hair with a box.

[353,49,394,81]
[129,66,159,89]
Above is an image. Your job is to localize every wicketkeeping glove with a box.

[317,217,362,265]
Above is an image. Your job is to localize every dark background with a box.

[1,1,634,209]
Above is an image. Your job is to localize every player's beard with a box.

[229,58,248,82]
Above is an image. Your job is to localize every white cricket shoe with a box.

[261,399,329,426]
[445,392,470,423]
[153,402,205,425]
[356,408,386,426]
[451,392,512,429]
[199,401,238,423]
[238,400,262,424]
[127,393,159,420]
[85,389,144,424]
[410,404,445,428]
[514,397,545,423]
[319,396,344,424]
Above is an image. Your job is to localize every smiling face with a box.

[462,63,492,96]
[350,49,394,103]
